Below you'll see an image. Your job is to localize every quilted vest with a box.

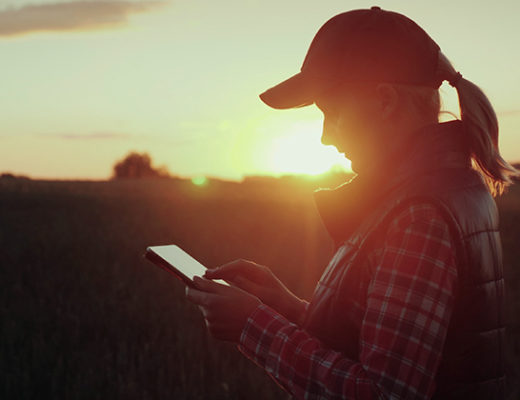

[305,120,506,399]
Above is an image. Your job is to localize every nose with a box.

[321,115,339,147]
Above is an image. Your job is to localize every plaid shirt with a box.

[237,203,458,399]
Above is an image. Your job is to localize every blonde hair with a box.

[397,52,518,196]
[394,84,441,124]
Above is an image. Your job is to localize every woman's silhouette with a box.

[187,6,518,399]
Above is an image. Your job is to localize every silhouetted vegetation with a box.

[1,175,518,399]
[1,172,30,180]
[112,151,171,179]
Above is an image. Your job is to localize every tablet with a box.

[144,244,228,288]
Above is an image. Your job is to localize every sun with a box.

[268,120,351,175]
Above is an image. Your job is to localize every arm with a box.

[237,203,458,399]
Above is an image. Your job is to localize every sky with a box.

[1,0,519,181]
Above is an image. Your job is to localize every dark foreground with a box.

[1,176,519,399]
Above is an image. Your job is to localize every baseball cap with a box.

[259,6,443,109]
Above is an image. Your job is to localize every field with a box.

[1,175,519,399]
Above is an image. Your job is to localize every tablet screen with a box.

[146,245,228,286]
[149,245,205,280]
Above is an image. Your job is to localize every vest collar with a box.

[313,120,470,245]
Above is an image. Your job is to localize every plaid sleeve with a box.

[237,203,457,399]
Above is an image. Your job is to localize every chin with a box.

[350,160,360,174]
[349,158,366,175]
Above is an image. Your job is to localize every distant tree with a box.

[0,172,30,180]
[112,151,170,179]
[1,173,16,179]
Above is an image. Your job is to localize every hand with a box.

[204,259,307,325]
[185,276,262,343]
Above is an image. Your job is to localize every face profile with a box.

[315,82,404,175]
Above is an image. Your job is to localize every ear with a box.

[375,83,399,120]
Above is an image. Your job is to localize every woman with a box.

[186,7,517,399]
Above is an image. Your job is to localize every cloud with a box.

[0,1,166,37]
[45,132,213,145]
[49,132,133,140]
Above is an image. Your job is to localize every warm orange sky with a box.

[1,0,519,181]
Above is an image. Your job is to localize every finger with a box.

[205,259,266,282]
[204,322,226,341]
[198,305,210,319]
[185,286,219,307]
[204,318,228,332]
[231,275,267,296]
[207,323,229,335]
[193,276,231,295]
[206,323,239,343]
[204,259,252,279]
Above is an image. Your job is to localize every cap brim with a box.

[259,72,337,110]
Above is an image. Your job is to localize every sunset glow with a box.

[0,0,518,181]
[268,120,351,175]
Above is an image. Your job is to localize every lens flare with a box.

[191,176,208,186]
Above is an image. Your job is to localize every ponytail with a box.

[437,52,519,196]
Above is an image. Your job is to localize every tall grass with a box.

[1,177,518,399]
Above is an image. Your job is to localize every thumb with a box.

[233,275,266,297]
[203,268,218,279]
[193,276,226,294]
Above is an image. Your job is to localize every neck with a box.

[352,119,440,178]
[313,120,469,246]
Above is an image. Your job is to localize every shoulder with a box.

[366,200,458,283]
[367,200,457,267]
[387,201,452,236]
